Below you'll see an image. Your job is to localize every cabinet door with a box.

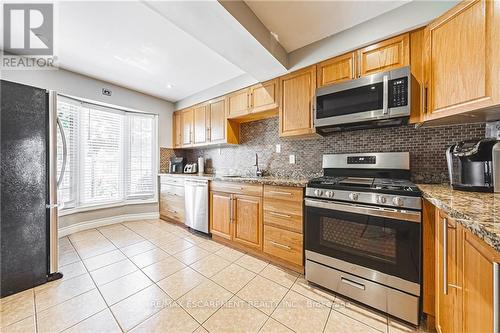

[173,112,182,148]
[210,191,232,240]
[317,52,356,87]
[227,88,250,118]
[279,65,316,137]
[208,98,226,143]
[357,34,409,77]
[424,0,500,118]
[249,78,279,113]
[462,229,498,333]
[232,194,262,250]
[193,104,208,145]
[181,109,193,147]
[436,213,462,333]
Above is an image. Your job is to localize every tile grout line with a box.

[65,232,124,333]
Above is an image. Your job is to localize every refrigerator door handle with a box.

[48,91,60,276]
[56,117,68,188]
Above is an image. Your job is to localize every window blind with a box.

[126,113,155,199]
[57,96,79,209]
[56,95,157,210]
[80,105,124,204]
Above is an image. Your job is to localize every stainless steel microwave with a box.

[314,66,411,134]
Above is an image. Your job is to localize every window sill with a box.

[59,198,158,217]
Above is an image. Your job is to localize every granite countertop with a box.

[418,184,500,252]
[158,173,309,187]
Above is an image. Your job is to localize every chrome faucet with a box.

[254,153,263,177]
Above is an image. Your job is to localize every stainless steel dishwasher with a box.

[184,178,209,234]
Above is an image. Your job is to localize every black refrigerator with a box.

[1,80,63,297]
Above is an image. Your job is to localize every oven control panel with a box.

[347,156,376,164]
[305,187,422,210]
[388,77,408,108]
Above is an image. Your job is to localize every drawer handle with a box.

[341,277,365,290]
[166,192,179,196]
[167,209,177,213]
[269,211,291,219]
[269,191,292,196]
[269,241,291,250]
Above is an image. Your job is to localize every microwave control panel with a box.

[388,77,408,108]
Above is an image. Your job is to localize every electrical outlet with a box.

[289,154,296,164]
[276,144,281,153]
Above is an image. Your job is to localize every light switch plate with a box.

[289,154,296,164]
[276,144,281,153]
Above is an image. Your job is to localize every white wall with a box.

[288,1,458,71]
[1,67,175,148]
[1,68,173,230]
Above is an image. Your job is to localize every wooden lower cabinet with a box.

[435,211,462,333]
[233,194,262,250]
[210,191,232,240]
[209,182,304,273]
[426,204,500,333]
[159,176,185,223]
[462,229,497,333]
[209,182,263,252]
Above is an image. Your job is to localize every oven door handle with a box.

[304,198,421,223]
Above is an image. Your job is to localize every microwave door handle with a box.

[382,75,389,115]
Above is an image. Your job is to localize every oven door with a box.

[305,198,421,286]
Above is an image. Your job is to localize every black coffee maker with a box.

[446,138,500,192]
[169,157,185,174]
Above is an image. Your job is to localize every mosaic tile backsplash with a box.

[161,117,486,183]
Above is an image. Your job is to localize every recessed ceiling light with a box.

[166,84,173,89]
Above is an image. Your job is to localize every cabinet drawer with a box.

[264,198,302,217]
[264,210,302,233]
[160,194,185,221]
[160,184,184,197]
[264,185,303,202]
[160,176,185,186]
[263,225,303,266]
[210,181,263,196]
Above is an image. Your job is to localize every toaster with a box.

[184,163,198,174]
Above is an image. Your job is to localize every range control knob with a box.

[392,197,404,206]
[314,189,324,197]
[325,191,334,198]
[378,196,387,204]
[349,193,359,201]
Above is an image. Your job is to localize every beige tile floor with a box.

[0,219,427,333]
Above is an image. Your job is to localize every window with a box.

[57,95,157,211]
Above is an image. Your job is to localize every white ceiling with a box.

[245,0,410,52]
[55,1,245,102]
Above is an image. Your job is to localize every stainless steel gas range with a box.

[304,152,422,325]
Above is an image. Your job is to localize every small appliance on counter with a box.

[184,163,198,174]
[446,138,500,192]
[169,157,185,174]
[197,157,205,175]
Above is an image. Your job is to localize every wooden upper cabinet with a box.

[181,108,193,147]
[462,230,498,333]
[249,78,279,113]
[232,194,262,250]
[227,88,250,118]
[193,104,208,145]
[424,0,500,119]
[172,111,182,148]
[279,65,316,137]
[357,34,409,77]
[210,191,232,240]
[208,97,226,143]
[317,52,356,88]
